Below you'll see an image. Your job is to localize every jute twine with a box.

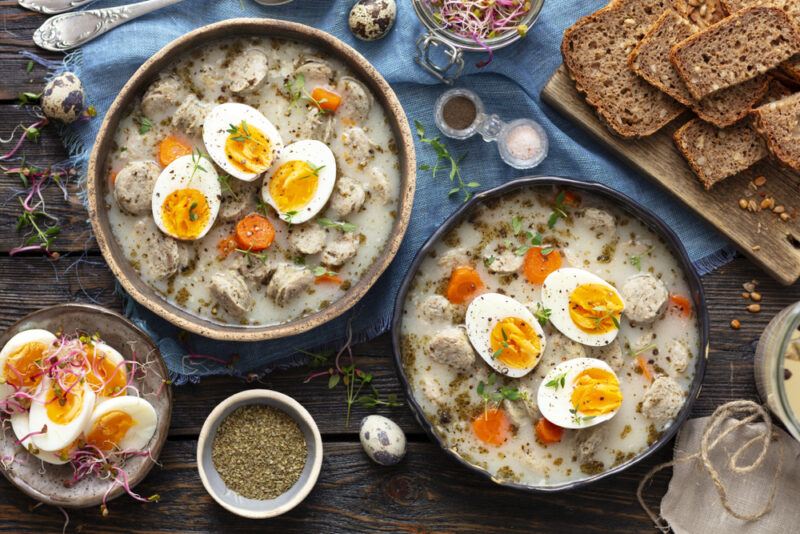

[637,400,784,532]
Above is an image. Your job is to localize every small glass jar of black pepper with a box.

[435,88,484,139]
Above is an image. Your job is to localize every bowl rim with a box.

[0,303,173,507]
[196,389,323,518]
[390,175,709,493]
[86,17,416,341]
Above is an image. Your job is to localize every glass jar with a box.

[754,301,800,443]
[411,0,546,84]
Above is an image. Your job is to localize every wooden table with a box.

[2,5,799,533]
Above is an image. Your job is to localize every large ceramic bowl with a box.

[87,18,416,341]
[0,304,172,507]
[391,176,709,492]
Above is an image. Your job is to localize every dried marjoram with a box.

[212,405,307,500]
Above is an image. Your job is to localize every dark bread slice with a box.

[671,7,800,100]
[673,119,768,188]
[751,91,800,171]
[561,0,685,138]
[673,0,727,27]
[629,9,769,127]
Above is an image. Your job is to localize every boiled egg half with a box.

[85,341,128,398]
[261,139,336,224]
[0,329,56,400]
[541,268,625,347]
[84,396,157,452]
[537,357,623,429]
[10,412,72,465]
[29,377,96,452]
[203,103,283,182]
[151,153,221,240]
[465,293,546,378]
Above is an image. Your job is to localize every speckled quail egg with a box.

[359,415,406,465]
[151,154,221,241]
[537,358,623,429]
[41,72,85,123]
[465,293,546,378]
[541,268,625,347]
[202,103,284,182]
[349,0,397,41]
[261,139,336,224]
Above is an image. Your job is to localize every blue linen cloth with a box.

[58,0,733,381]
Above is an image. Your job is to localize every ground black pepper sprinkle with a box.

[212,405,307,500]
[442,95,477,130]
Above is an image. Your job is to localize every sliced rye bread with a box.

[670,7,800,100]
[561,0,685,138]
[673,80,789,188]
[751,91,800,171]
[719,0,800,81]
[674,0,727,27]
[673,119,768,188]
[629,9,769,127]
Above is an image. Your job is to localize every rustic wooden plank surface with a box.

[1,4,800,533]
[542,65,800,285]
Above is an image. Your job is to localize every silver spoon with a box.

[18,0,97,15]
[33,0,185,52]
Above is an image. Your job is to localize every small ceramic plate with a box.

[197,390,322,519]
[0,304,172,508]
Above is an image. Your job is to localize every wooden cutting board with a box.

[542,65,800,285]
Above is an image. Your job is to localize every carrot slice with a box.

[523,247,562,285]
[472,408,510,446]
[217,235,238,259]
[669,294,692,318]
[535,417,564,445]
[158,135,193,167]
[637,355,653,383]
[315,274,343,285]
[563,191,581,206]
[108,171,118,187]
[235,213,275,252]
[445,266,484,304]
[311,87,342,112]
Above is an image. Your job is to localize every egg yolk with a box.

[490,317,541,369]
[268,160,319,213]
[160,188,210,239]
[570,368,623,417]
[3,341,47,389]
[45,378,85,425]
[86,410,135,451]
[85,345,127,397]
[568,283,624,333]
[225,121,273,174]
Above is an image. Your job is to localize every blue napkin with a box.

[57,0,733,381]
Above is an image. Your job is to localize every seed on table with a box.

[747,303,761,313]
[773,205,785,214]
[760,197,774,210]
[780,213,790,222]
[750,291,762,302]
[730,319,741,330]
[747,199,759,212]
[738,198,748,209]
[742,292,750,299]
[754,175,767,186]
[743,281,757,292]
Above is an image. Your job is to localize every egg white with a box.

[151,154,221,241]
[541,268,625,347]
[465,293,547,378]
[89,342,128,398]
[261,139,337,224]
[85,396,157,451]
[202,102,284,182]
[30,378,96,452]
[0,329,56,400]
[10,412,70,465]
[537,357,622,429]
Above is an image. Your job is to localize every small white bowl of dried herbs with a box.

[197,389,323,518]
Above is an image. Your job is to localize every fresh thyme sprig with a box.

[544,371,567,389]
[284,74,306,109]
[629,246,653,271]
[547,191,570,228]
[477,373,524,417]
[317,217,356,233]
[627,342,658,358]
[135,116,153,135]
[415,120,479,202]
[189,149,207,181]
[533,303,551,326]
[227,120,255,143]
[312,266,337,277]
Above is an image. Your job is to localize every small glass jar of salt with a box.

[434,88,548,169]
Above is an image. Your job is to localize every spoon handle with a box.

[18,0,97,15]
[33,0,185,52]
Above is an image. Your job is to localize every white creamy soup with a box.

[103,37,401,326]
[399,187,700,487]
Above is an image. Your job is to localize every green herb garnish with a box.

[534,303,552,326]
[136,116,153,135]
[415,120,479,202]
[547,191,570,229]
[545,372,567,390]
[317,217,356,233]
